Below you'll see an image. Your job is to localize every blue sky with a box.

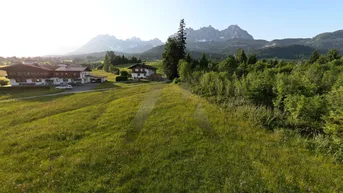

[0,0,342,56]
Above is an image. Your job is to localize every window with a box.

[55,73,59,76]
[138,73,140,76]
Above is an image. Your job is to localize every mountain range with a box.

[70,25,343,60]
[71,35,163,54]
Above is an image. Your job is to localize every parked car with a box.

[56,85,73,90]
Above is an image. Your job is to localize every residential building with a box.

[128,63,162,80]
[0,63,106,86]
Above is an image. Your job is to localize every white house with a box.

[128,63,158,80]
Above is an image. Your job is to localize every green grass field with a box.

[0,83,342,192]
[0,86,63,100]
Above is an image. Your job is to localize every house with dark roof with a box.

[0,63,106,86]
[128,63,161,80]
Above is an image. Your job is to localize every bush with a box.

[115,76,128,82]
[0,79,9,86]
[120,70,129,77]
[173,78,181,84]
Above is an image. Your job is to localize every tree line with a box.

[102,51,142,73]
[163,19,343,162]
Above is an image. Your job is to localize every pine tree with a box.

[327,49,341,61]
[247,54,257,64]
[309,50,320,63]
[177,19,187,60]
[103,52,110,72]
[235,49,247,64]
[185,53,192,64]
[162,19,188,80]
[199,53,209,70]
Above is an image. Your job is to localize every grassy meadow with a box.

[0,86,63,100]
[0,83,343,192]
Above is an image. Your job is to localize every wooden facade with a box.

[2,64,53,83]
[0,64,94,86]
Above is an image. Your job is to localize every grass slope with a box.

[0,84,342,192]
[0,87,63,100]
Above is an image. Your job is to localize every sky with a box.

[0,0,342,57]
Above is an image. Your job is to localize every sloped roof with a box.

[0,63,53,71]
[55,66,91,72]
[128,63,157,70]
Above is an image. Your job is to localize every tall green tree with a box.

[185,53,192,64]
[162,19,187,80]
[199,53,209,70]
[218,55,237,74]
[327,49,341,61]
[103,52,110,72]
[235,48,247,64]
[247,54,257,64]
[309,50,320,63]
[177,19,187,60]
[162,38,179,80]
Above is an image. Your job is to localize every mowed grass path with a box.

[0,83,342,192]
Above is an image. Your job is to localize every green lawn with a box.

[0,86,63,100]
[0,83,342,192]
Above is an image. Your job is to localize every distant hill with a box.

[256,45,320,59]
[71,35,163,55]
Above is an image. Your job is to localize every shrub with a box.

[115,76,128,82]
[0,79,9,86]
[324,87,343,140]
[173,78,181,84]
[120,70,129,77]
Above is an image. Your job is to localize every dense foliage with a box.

[178,49,343,161]
[103,51,141,72]
[162,19,187,80]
